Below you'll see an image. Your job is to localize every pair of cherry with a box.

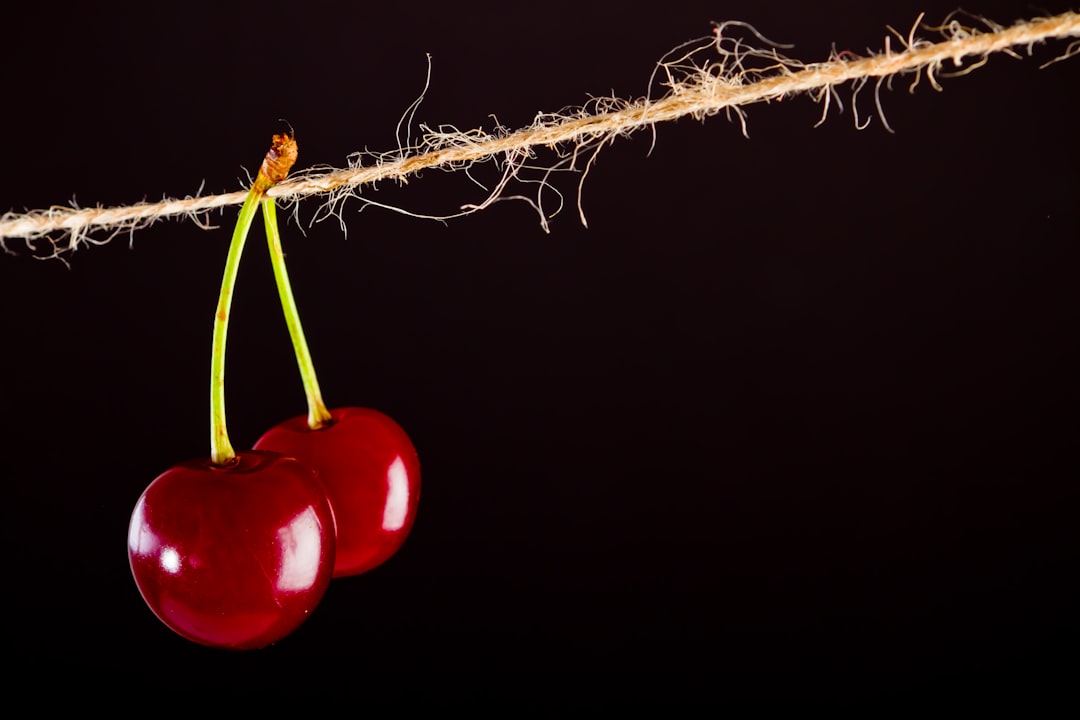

[128,407,420,650]
[127,133,420,650]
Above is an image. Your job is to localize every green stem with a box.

[210,188,263,465]
[262,198,333,430]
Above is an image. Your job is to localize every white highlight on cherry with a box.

[382,456,409,531]
[277,508,323,592]
[159,547,181,574]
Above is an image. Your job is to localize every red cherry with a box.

[127,450,336,650]
[254,407,420,578]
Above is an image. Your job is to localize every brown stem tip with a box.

[254,132,299,193]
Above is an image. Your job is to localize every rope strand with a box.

[3,11,1077,258]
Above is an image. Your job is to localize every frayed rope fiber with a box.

[3,10,1078,259]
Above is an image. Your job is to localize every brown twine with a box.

[2,11,1078,258]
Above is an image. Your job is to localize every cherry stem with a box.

[210,187,263,465]
[262,198,333,430]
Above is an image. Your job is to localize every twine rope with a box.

[3,11,1077,258]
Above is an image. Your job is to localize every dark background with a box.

[1,0,1076,708]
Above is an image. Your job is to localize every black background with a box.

[2,0,1077,708]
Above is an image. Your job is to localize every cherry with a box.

[126,132,336,648]
[255,407,421,577]
[256,192,420,578]
[127,451,336,649]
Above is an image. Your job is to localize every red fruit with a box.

[254,407,420,578]
[127,450,336,650]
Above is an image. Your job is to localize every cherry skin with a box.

[127,450,336,650]
[254,407,420,578]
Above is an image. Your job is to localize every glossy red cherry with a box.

[127,450,336,650]
[254,407,420,578]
